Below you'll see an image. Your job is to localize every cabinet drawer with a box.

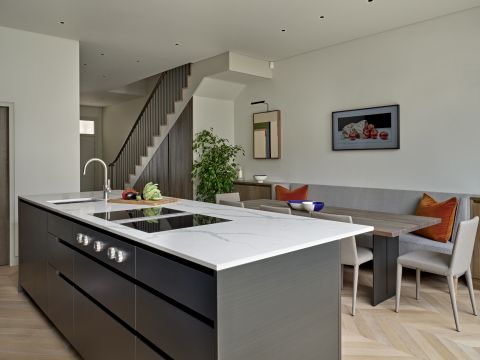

[136,247,216,320]
[47,234,74,279]
[74,252,135,327]
[136,286,215,360]
[136,338,167,360]
[48,213,72,241]
[47,264,74,341]
[74,289,135,360]
[72,224,135,277]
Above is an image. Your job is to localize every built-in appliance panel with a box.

[74,251,135,327]
[136,247,216,320]
[72,224,135,277]
[136,286,215,360]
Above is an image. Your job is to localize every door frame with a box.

[0,102,15,266]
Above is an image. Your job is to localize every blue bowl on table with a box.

[302,201,324,212]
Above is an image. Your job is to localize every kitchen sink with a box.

[47,198,102,205]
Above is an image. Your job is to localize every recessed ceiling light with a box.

[320,15,325,19]
[59,21,65,24]
[281,29,286,32]
[368,0,373,2]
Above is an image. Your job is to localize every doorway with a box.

[80,118,103,191]
[0,107,9,265]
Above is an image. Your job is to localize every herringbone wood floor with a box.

[1,265,479,359]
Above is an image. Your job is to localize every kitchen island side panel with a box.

[216,241,341,360]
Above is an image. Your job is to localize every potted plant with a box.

[192,128,245,203]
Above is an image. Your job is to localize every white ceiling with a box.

[1,0,479,98]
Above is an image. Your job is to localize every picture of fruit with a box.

[379,131,389,140]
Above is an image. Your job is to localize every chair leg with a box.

[416,268,421,300]
[352,265,359,316]
[395,263,402,313]
[465,269,478,316]
[341,264,344,290]
[447,275,461,332]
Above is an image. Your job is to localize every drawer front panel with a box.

[136,247,216,320]
[136,338,167,360]
[47,234,74,279]
[74,289,135,360]
[73,224,135,277]
[47,213,72,241]
[74,252,135,327]
[47,264,74,341]
[136,286,215,360]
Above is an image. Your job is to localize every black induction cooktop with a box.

[121,214,230,233]
[92,207,183,221]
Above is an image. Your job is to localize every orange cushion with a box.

[414,193,457,243]
[275,185,308,201]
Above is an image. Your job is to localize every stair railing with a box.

[108,63,190,189]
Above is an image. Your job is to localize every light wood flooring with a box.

[0,266,79,359]
[1,265,479,359]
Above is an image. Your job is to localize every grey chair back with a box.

[311,212,358,265]
[450,216,479,275]
[259,205,292,215]
[219,199,244,208]
[215,192,240,204]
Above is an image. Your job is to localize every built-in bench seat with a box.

[272,183,470,255]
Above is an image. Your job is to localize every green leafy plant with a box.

[192,128,245,203]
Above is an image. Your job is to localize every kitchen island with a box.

[18,192,372,360]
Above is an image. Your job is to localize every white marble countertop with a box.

[19,191,373,271]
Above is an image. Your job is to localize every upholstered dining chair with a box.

[311,212,373,316]
[215,192,240,204]
[219,199,244,208]
[259,205,292,215]
[395,217,479,332]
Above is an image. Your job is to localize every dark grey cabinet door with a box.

[47,264,74,340]
[74,289,135,360]
[18,201,48,312]
[136,339,166,360]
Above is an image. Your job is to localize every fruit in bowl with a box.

[287,200,305,210]
[302,201,325,212]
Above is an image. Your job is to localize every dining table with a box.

[242,199,442,306]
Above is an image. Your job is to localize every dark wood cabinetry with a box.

[233,180,274,201]
[19,201,48,312]
[74,289,135,360]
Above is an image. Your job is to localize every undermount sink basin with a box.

[47,198,102,205]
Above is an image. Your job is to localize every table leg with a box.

[372,235,399,306]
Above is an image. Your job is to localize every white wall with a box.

[102,97,147,163]
[0,26,79,265]
[234,8,480,195]
[193,96,235,143]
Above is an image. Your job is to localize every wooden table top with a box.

[243,199,441,237]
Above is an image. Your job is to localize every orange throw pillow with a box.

[414,193,457,243]
[275,185,308,201]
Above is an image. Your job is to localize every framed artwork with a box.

[332,105,399,151]
[253,110,281,159]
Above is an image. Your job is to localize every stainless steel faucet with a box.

[83,158,111,201]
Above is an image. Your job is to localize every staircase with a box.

[108,64,191,190]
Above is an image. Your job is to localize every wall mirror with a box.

[253,110,281,159]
